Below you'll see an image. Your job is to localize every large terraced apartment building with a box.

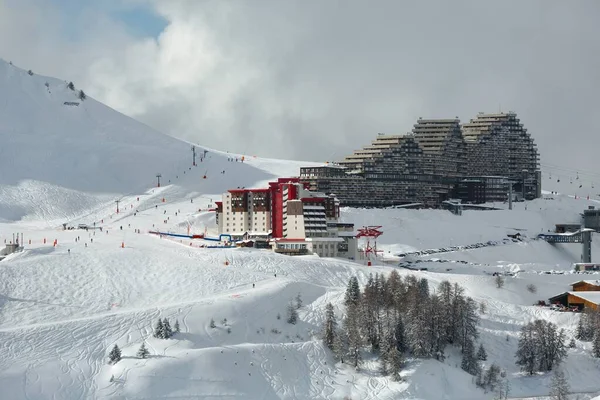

[300,111,540,207]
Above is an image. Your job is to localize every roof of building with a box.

[568,291,600,304]
[304,237,344,242]
[570,280,600,287]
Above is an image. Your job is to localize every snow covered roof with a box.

[569,280,600,287]
[304,237,344,242]
[568,292,600,305]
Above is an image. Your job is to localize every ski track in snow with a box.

[4,60,600,399]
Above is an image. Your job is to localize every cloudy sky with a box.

[1,0,599,178]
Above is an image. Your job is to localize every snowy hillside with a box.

[2,61,600,400]
[0,59,320,223]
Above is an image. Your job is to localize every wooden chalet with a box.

[570,280,600,292]
[548,281,600,311]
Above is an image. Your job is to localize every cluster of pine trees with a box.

[576,307,600,357]
[153,317,180,339]
[321,271,483,381]
[515,319,566,375]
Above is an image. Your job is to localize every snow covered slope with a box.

[2,61,600,399]
[0,59,319,223]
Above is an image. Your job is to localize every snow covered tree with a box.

[516,320,566,374]
[344,302,363,368]
[593,331,600,358]
[516,323,537,375]
[361,274,380,352]
[578,307,600,341]
[483,363,501,393]
[334,327,349,364]
[153,318,165,339]
[67,81,75,90]
[526,284,537,294]
[495,274,505,289]
[568,338,575,348]
[477,343,488,361]
[27,69,33,76]
[460,338,479,376]
[136,342,149,359]
[78,90,86,100]
[394,316,407,354]
[163,318,173,339]
[344,276,361,307]
[549,368,570,400]
[576,316,585,340]
[108,344,122,364]
[295,292,303,309]
[387,345,403,381]
[322,302,337,351]
[535,320,566,372]
[174,319,180,333]
[209,318,216,328]
[427,294,446,361]
[286,301,298,324]
[457,297,479,353]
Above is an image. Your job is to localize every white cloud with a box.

[1,0,600,170]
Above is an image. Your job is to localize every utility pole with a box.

[191,145,197,166]
[156,173,162,188]
[115,199,120,214]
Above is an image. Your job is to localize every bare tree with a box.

[495,275,505,289]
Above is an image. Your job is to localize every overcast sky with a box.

[1,0,599,179]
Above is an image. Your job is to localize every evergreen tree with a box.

[593,331,600,358]
[322,302,337,351]
[153,318,165,339]
[295,292,303,309]
[210,318,216,328]
[515,323,537,375]
[458,297,479,353]
[27,69,33,76]
[108,344,122,364]
[361,274,380,352]
[568,338,575,348]
[483,363,501,392]
[344,276,361,307]
[334,327,349,364]
[67,81,75,90]
[174,319,180,333]
[516,319,566,374]
[78,90,86,100]
[286,301,298,324]
[460,338,479,375]
[344,302,363,368]
[387,345,404,381]
[576,317,585,340]
[394,316,407,354]
[163,318,173,339]
[428,294,446,361]
[477,343,488,361]
[136,342,150,359]
[549,368,570,400]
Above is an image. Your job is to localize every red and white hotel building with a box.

[215,178,358,259]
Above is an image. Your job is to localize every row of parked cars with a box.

[396,236,522,258]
